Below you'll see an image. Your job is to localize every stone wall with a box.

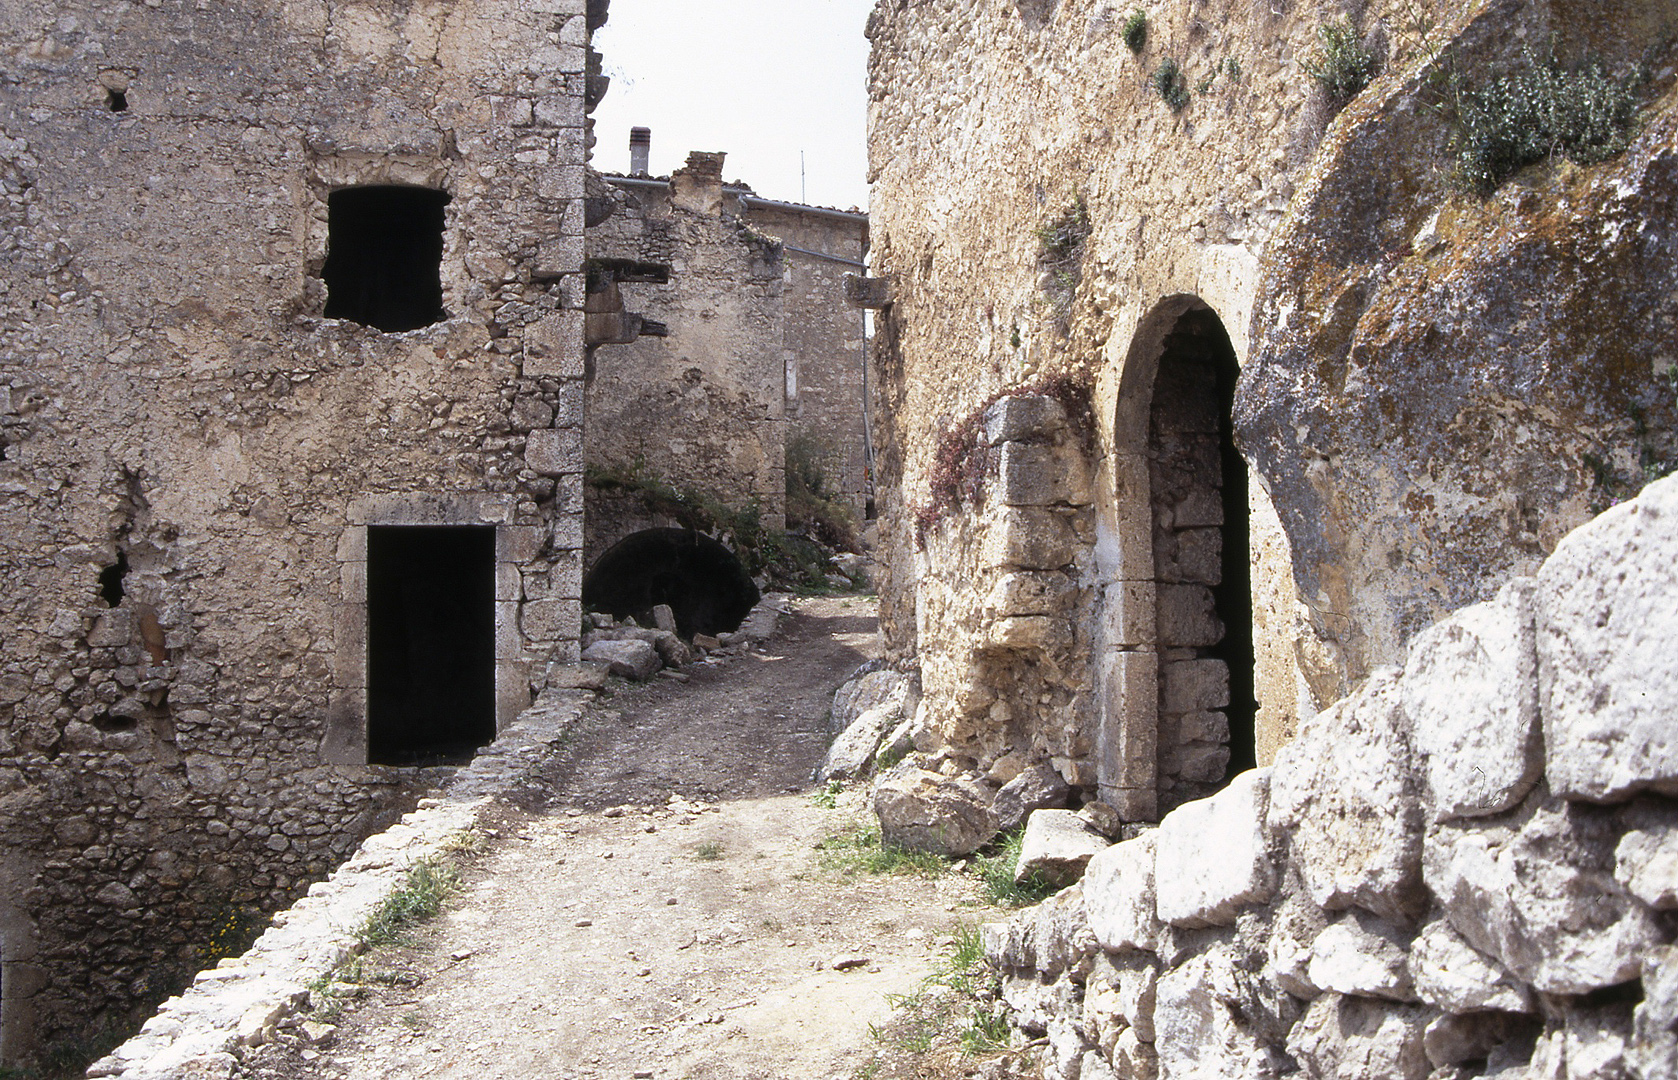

[584,154,788,565]
[0,0,594,1063]
[862,0,1676,819]
[985,473,1678,1080]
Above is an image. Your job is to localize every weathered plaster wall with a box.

[0,0,591,1062]
[863,0,1676,817]
[584,154,787,564]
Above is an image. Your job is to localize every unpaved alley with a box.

[242,595,989,1080]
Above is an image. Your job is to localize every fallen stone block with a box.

[993,761,1071,834]
[1537,472,1678,801]
[815,702,896,783]
[580,639,661,681]
[651,603,677,632]
[872,764,998,856]
[1155,768,1274,928]
[1016,809,1108,887]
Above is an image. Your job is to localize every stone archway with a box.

[1098,298,1257,820]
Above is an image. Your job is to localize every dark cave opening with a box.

[582,529,761,639]
[98,552,128,608]
[322,185,450,333]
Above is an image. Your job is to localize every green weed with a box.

[358,858,461,948]
[1450,49,1642,194]
[694,841,725,861]
[1153,58,1190,111]
[1122,9,1146,53]
[816,825,946,878]
[969,829,1058,908]
[1304,19,1374,101]
[811,779,845,809]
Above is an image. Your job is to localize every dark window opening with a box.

[582,529,760,638]
[367,525,496,766]
[106,89,128,112]
[98,552,128,608]
[322,186,449,333]
[1150,307,1256,810]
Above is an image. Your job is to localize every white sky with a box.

[591,0,875,211]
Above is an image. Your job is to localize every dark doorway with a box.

[367,526,495,766]
[1149,308,1256,810]
[582,529,760,638]
[323,185,450,333]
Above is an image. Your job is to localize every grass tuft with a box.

[969,829,1058,908]
[817,825,946,877]
[1303,18,1374,101]
[358,857,461,948]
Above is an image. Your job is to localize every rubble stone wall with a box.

[0,0,592,1063]
[864,0,1676,817]
[986,473,1678,1080]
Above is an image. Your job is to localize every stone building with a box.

[859,0,1677,819]
[855,0,1678,1076]
[581,136,869,624]
[0,0,602,1062]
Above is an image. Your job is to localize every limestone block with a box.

[831,668,909,734]
[1083,831,1161,954]
[994,761,1071,833]
[815,703,895,783]
[1615,798,1678,909]
[981,506,1081,569]
[1111,1029,1157,1080]
[1266,894,1327,1000]
[1536,472,1678,801]
[1100,580,1154,647]
[519,599,578,642]
[1422,1012,1531,1069]
[1307,911,1416,1002]
[998,441,1091,507]
[1080,1048,1125,1080]
[1154,527,1221,586]
[1000,971,1083,1036]
[1268,669,1425,924]
[1631,945,1678,1080]
[1407,919,1533,1015]
[1402,578,1542,822]
[1423,798,1663,995]
[1285,994,1429,1080]
[1097,649,1158,818]
[1155,583,1223,648]
[985,615,1059,651]
[872,764,998,856]
[580,639,660,680]
[984,394,1067,444]
[1016,809,1108,887]
[987,570,1077,617]
[985,887,1098,979]
[1154,944,1285,1080]
[524,427,582,477]
[523,311,585,378]
[1161,658,1228,713]
[1154,768,1273,928]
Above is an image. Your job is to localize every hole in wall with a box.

[366,525,496,767]
[106,88,128,112]
[91,712,138,733]
[322,185,450,333]
[582,528,760,638]
[98,551,128,608]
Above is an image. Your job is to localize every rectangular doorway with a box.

[367,525,496,765]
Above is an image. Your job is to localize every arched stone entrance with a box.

[581,529,760,638]
[1099,298,1257,820]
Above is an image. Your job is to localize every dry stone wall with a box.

[0,0,594,1063]
[985,472,1678,1080]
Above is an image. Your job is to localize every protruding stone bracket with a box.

[844,273,891,309]
[583,258,672,348]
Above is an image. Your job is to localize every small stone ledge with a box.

[86,688,595,1080]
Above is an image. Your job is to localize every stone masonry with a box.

[0,0,598,1063]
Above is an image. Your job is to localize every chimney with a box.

[629,127,651,176]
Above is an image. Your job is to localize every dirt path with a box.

[244,595,988,1080]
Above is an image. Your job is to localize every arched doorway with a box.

[1101,299,1257,819]
[581,529,760,638]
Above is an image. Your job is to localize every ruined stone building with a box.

[853,0,1678,1076]
[0,0,602,1062]
[581,136,870,630]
